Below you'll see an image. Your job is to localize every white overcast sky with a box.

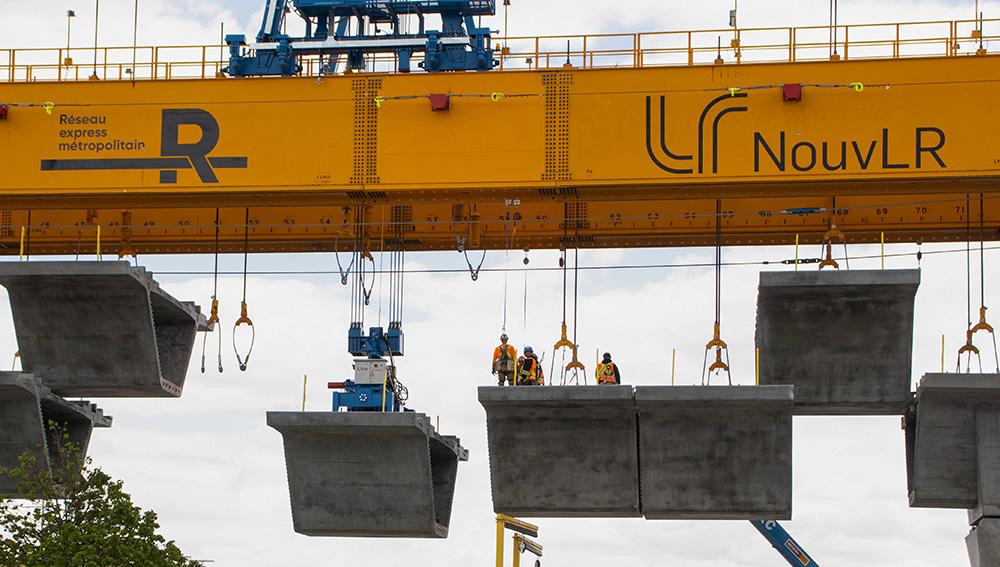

[3,1,1000,566]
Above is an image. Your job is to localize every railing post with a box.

[58,48,63,81]
[153,46,159,80]
[894,23,900,58]
[582,35,588,69]
[844,26,850,60]
[688,31,693,66]
[534,37,539,70]
[201,46,206,79]
[635,33,641,67]
[789,28,795,62]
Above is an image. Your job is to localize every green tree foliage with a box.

[0,423,201,567]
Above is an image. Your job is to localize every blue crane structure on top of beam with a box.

[225,0,498,76]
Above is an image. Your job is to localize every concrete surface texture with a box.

[756,269,920,415]
[0,372,111,497]
[967,518,1000,567]
[267,411,468,538]
[0,261,206,397]
[636,386,794,520]
[906,373,1000,509]
[478,385,641,517]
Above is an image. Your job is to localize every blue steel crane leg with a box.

[750,520,820,567]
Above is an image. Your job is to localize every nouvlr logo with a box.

[40,109,248,184]
[645,93,748,175]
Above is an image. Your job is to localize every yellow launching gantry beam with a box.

[1,18,999,255]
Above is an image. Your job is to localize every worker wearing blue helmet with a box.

[516,346,544,386]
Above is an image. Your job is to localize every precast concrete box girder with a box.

[756,269,920,415]
[906,373,1000,510]
[636,386,795,520]
[0,261,207,397]
[267,411,468,538]
[0,372,111,497]
[478,386,641,518]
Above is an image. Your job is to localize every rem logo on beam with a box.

[40,109,248,184]
[645,93,748,175]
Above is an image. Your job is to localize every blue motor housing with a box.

[224,0,497,77]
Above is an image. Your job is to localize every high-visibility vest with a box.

[493,344,516,372]
[518,357,539,384]
[596,362,617,384]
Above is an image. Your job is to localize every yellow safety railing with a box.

[1,17,997,83]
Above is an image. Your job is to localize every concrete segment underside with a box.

[267,411,468,538]
[637,386,794,520]
[756,269,919,415]
[0,372,111,497]
[479,386,640,518]
[907,373,1000,509]
[0,261,206,397]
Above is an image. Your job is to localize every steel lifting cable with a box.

[201,208,223,373]
[703,199,732,386]
[377,212,386,327]
[233,207,255,372]
[501,204,512,332]
[980,192,999,372]
[334,232,357,286]
[460,237,487,281]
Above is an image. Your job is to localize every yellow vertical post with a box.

[671,348,676,385]
[96,225,102,260]
[495,515,505,567]
[755,347,760,385]
[512,534,522,567]
[794,234,800,271]
[18,226,25,261]
[941,334,946,372]
[881,232,885,270]
[301,375,308,411]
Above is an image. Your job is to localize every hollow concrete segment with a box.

[0,261,206,397]
[907,373,1000,509]
[0,372,111,497]
[479,385,640,518]
[967,519,1000,567]
[267,411,468,538]
[756,269,919,415]
[637,386,794,520]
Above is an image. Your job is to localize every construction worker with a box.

[516,346,544,386]
[596,352,621,385]
[492,333,517,386]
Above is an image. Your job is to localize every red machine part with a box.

[429,93,450,111]
[0,105,8,120]
[782,84,803,102]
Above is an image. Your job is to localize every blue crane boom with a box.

[751,520,820,566]
[226,0,497,76]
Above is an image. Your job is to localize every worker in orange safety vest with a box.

[596,352,621,385]
[492,333,517,386]
[516,346,544,386]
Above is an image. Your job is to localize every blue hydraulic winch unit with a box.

[224,0,498,76]
[329,325,412,412]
